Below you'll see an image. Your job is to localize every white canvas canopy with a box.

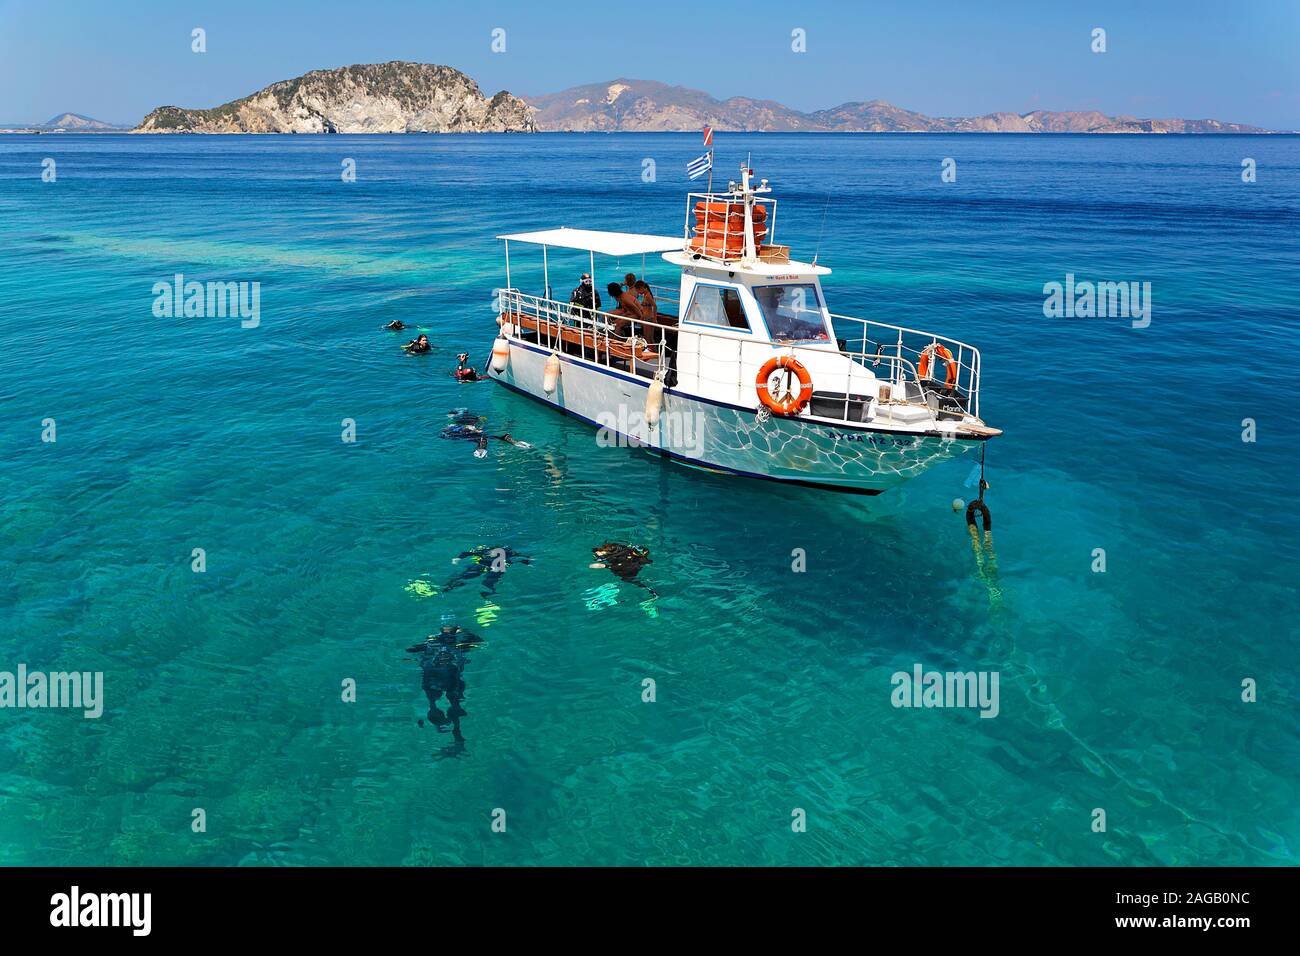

[497,228,683,294]
[497,228,682,256]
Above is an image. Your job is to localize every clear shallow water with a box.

[0,132,1297,866]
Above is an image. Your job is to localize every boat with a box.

[486,163,1001,495]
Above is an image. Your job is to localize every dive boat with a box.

[487,164,1000,495]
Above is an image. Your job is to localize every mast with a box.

[738,161,771,262]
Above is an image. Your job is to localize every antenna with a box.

[812,192,831,266]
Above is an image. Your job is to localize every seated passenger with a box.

[607,281,643,338]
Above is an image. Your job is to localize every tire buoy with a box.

[491,336,510,373]
[542,353,560,394]
[645,374,664,427]
[965,499,991,532]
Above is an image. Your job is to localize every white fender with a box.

[645,374,664,427]
[542,353,561,394]
[491,336,510,373]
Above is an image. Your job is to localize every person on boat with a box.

[591,542,657,598]
[403,333,431,354]
[623,273,638,295]
[408,616,482,735]
[453,352,480,382]
[569,273,601,319]
[607,282,644,338]
[384,320,406,331]
[633,280,659,342]
[444,545,534,598]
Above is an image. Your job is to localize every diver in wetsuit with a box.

[439,409,531,455]
[403,334,431,354]
[443,545,534,598]
[385,320,407,331]
[591,542,657,598]
[453,352,480,382]
[407,619,483,740]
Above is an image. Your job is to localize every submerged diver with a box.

[591,542,657,598]
[407,616,483,743]
[403,334,431,354]
[453,352,481,383]
[444,545,534,598]
[439,409,532,455]
[384,320,407,331]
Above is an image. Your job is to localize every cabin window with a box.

[753,284,830,342]
[684,285,750,331]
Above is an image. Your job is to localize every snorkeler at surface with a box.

[453,352,481,382]
[385,320,407,331]
[407,616,483,741]
[591,542,657,598]
[403,334,431,354]
[443,545,534,598]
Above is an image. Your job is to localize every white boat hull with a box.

[488,341,983,494]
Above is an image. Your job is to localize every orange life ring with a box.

[756,356,813,415]
[918,344,958,387]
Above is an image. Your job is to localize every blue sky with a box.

[1,0,1296,127]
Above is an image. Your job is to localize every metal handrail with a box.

[828,311,982,421]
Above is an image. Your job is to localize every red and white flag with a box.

[702,126,713,146]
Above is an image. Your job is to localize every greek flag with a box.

[687,152,712,180]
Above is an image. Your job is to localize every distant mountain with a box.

[525,79,823,132]
[805,100,938,132]
[40,112,124,130]
[121,65,1273,135]
[525,80,1272,133]
[134,62,535,133]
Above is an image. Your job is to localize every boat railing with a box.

[497,289,983,428]
[499,288,675,371]
[828,312,983,421]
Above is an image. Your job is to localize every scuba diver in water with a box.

[439,409,531,457]
[453,352,481,383]
[384,320,407,331]
[443,545,534,598]
[407,615,483,746]
[591,542,657,598]
[403,334,431,354]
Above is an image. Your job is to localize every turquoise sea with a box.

[1,132,1297,866]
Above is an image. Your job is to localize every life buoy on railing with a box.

[918,343,958,387]
[755,356,814,416]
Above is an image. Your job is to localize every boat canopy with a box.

[497,228,682,257]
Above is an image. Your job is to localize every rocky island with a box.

[134,62,535,134]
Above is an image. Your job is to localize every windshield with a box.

[753,284,830,342]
